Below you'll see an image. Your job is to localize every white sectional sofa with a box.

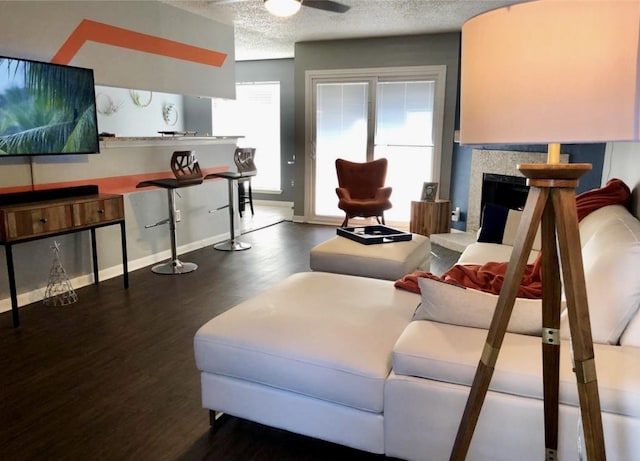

[194,203,640,460]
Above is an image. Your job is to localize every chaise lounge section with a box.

[194,271,419,453]
[194,200,640,460]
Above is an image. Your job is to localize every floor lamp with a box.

[451,1,640,460]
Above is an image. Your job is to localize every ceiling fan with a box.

[263,0,350,17]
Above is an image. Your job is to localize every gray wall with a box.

[236,59,295,202]
[293,33,461,217]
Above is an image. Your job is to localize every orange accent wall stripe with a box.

[52,19,227,67]
[0,167,227,197]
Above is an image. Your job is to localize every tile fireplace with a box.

[467,149,568,231]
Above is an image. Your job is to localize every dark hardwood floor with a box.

[0,221,459,461]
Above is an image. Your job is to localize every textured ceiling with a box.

[164,0,526,61]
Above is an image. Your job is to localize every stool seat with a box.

[207,171,246,180]
[310,233,431,280]
[136,177,203,189]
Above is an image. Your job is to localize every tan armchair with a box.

[335,158,392,227]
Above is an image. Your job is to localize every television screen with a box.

[0,56,99,156]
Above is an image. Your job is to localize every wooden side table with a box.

[0,188,128,328]
[410,200,451,236]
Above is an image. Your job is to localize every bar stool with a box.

[136,151,203,274]
[235,147,257,217]
[205,148,256,251]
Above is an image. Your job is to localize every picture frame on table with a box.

[421,182,438,201]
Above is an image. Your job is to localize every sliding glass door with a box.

[374,80,436,221]
[314,80,372,216]
[306,66,445,226]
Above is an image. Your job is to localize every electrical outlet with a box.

[451,207,461,222]
[175,210,181,222]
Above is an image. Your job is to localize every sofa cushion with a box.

[414,277,542,336]
[620,311,640,347]
[478,203,541,250]
[461,204,640,345]
[563,206,640,344]
[194,272,419,413]
[477,203,510,244]
[392,320,640,419]
[458,242,539,266]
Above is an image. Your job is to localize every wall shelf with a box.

[99,136,244,149]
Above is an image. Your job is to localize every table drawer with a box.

[5,204,74,240]
[73,196,124,226]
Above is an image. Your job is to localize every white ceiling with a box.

[165,0,526,61]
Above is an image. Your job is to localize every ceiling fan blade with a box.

[303,0,350,13]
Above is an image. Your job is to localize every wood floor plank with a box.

[0,221,458,460]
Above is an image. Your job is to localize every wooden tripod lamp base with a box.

[450,162,606,461]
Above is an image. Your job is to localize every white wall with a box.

[95,86,185,136]
[0,1,235,99]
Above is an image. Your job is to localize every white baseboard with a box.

[254,199,293,208]
[0,231,228,314]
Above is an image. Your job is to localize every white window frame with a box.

[212,81,281,193]
[304,65,447,223]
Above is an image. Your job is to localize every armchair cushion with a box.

[336,186,393,217]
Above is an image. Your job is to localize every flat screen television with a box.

[0,55,99,156]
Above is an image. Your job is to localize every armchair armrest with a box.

[375,187,392,200]
[336,187,352,200]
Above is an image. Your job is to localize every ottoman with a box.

[194,272,420,454]
[309,233,431,280]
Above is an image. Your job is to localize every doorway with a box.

[305,66,446,226]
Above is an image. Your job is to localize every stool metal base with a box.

[214,240,251,251]
[151,259,198,274]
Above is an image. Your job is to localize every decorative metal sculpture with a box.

[43,241,78,306]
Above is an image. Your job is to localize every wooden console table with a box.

[0,186,128,328]
[410,200,452,237]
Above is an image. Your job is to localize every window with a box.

[212,82,281,192]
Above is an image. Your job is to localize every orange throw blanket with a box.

[395,178,632,298]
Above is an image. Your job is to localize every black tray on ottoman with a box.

[337,225,412,245]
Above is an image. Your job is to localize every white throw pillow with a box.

[414,277,543,336]
[501,209,542,250]
[620,311,640,347]
[561,216,640,345]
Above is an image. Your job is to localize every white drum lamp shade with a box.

[460,0,640,150]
